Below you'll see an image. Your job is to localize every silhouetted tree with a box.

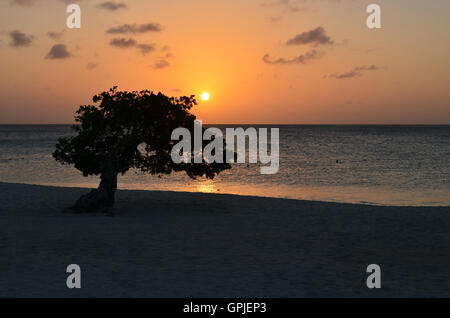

[53,87,231,214]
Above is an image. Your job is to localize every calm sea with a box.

[0,125,449,206]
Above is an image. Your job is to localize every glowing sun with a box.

[201,92,210,101]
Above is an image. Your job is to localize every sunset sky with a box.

[0,0,449,124]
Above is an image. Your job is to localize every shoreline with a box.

[1,181,448,208]
[1,181,449,297]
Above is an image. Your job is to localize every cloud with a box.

[9,30,33,47]
[61,0,86,4]
[325,65,382,79]
[260,0,350,13]
[47,30,64,40]
[160,45,170,52]
[269,16,283,23]
[11,0,33,6]
[262,50,324,65]
[286,27,334,46]
[98,2,127,11]
[12,0,88,5]
[260,0,303,13]
[109,38,156,55]
[45,44,72,59]
[137,43,155,55]
[109,37,137,48]
[86,62,98,70]
[106,23,163,34]
[153,59,170,69]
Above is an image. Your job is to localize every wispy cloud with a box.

[109,37,137,48]
[12,0,88,5]
[137,43,155,55]
[98,2,127,11]
[47,30,64,40]
[153,59,170,69]
[86,62,98,70]
[325,65,383,79]
[260,0,303,13]
[61,0,86,4]
[262,49,324,65]
[106,23,163,34]
[11,0,33,6]
[268,16,283,23]
[286,27,334,46]
[109,38,155,55]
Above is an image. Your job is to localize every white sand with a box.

[0,181,449,297]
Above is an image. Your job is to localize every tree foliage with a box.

[53,87,231,181]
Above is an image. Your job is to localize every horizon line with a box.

[1,123,450,126]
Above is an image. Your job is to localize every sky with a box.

[0,0,449,124]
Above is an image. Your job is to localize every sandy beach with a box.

[0,181,449,297]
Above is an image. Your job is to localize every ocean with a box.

[0,124,448,206]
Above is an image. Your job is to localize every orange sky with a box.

[0,0,449,124]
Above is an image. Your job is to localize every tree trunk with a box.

[63,156,119,214]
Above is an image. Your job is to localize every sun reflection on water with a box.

[196,181,219,193]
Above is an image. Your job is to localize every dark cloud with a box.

[98,2,127,11]
[47,30,64,40]
[325,65,382,79]
[153,59,170,69]
[9,30,33,47]
[159,45,173,57]
[286,27,334,46]
[109,37,137,48]
[45,44,72,59]
[137,43,155,55]
[106,23,163,34]
[11,0,33,6]
[262,50,323,65]
[109,38,156,55]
